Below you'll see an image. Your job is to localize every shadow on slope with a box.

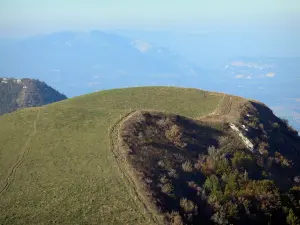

[120,111,226,224]
[118,105,300,225]
[239,101,300,190]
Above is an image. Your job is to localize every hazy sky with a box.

[0,0,300,36]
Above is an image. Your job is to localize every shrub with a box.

[194,161,202,171]
[211,210,229,225]
[168,168,178,179]
[165,124,181,141]
[272,122,280,130]
[232,151,254,171]
[286,209,299,225]
[199,157,216,175]
[248,117,259,128]
[165,124,187,147]
[215,158,231,175]
[180,198,198,215]
[224,172,239,195]
[167,211,183,225]
[218,136,230,146]
[274,151,292,168]
[208,146,219,160]
[204,175,222,195]
[188,181,202,194]
[159,175,169,184]
[253,117,259,123]
[258,142,269,155]
[239,180,281,211]
[182,160,193,172]
[161,183,174,196]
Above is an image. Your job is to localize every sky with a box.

[0,0,300,36]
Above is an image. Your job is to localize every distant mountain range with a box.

[0,31,299,132]
[0,31,204,97]
[0,78,67,115]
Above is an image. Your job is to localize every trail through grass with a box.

[0,109,40,194]
[0,87,220,224]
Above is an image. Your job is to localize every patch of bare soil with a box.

[198,94,247,124]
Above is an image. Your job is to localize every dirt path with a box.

[209,94,225,116]
[108,111,160,225]
[200,94,234,123]
[0,109,40,194]
[213,95,232,116]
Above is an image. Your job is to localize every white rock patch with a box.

[230,123,254,152]
[13,79,22,84]
[241,125,249,131]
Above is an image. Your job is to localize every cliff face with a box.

[0,78,67,115]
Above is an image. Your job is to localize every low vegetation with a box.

[119,99,300,224]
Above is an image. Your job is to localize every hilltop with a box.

[0,78,67,115]
[0,87,299,225]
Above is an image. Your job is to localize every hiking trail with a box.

[0,109,40,194]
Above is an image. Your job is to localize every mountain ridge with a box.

[0,31,204,97]
[0,77,67,115]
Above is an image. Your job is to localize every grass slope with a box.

[0,87,220,225]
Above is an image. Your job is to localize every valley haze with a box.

[0,29,299,132]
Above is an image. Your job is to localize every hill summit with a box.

[0,87,299,225]
[0,77,67,115]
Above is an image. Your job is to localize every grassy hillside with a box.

[1,86,299,225]
[0,87,220,225]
